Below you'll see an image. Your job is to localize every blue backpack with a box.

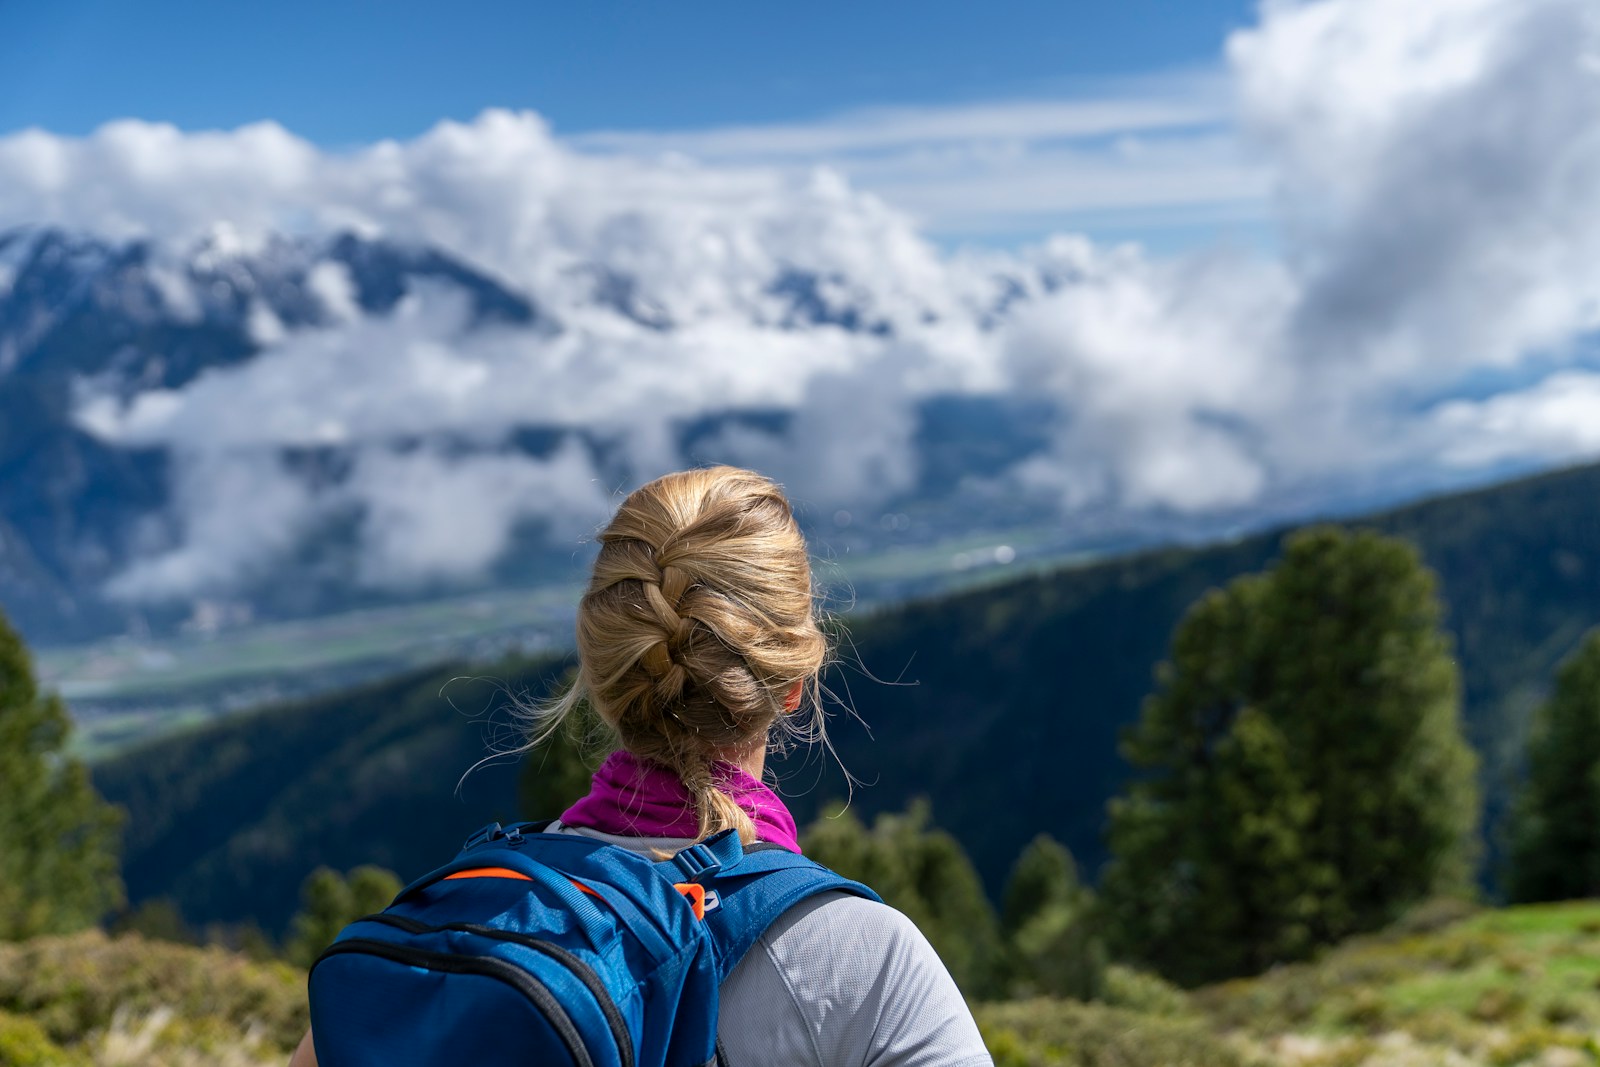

[307,820,880,1067]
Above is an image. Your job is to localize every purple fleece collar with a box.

[560,750,802,853]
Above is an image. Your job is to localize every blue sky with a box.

[3,0,1599,599]
[0,1,1257,144]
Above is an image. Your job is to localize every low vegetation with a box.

[0,930,305,1066]
[978,899,1600,1066]
[11,899,1600,1065]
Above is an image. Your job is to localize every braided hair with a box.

[531,466,827,843]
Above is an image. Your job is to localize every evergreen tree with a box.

[1101,528,1479,985]
[803,800,1004,997]
[1507,627,1600,902]
[0,609,123,940]
[1001,834,1105,1000]
[285,864,403,968]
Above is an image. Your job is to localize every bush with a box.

[976,998,1260,1067]
[1099,964,1191,1018]
[0,1011,81,1066]
[0,930,306,1056]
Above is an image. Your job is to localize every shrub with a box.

[0,1011,81,1066]
[1100,964,1192,1018]
[0,930,305,1055]
[976,998,1261,1067]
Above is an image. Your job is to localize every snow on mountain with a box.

[0,218,1066,641]
[2,0,1599,643]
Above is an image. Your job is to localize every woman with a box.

[292,466,990,1067]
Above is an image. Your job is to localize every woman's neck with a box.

[719,738,767,780]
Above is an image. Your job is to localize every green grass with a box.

[974,899,1600,1066]
[1182,900,1600,1065]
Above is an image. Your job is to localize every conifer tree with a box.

[1507,627,1600,902]
[0,609,123,940]
[1001,834,1105,1000]
[1101,528,1478,985]
[286,864,403,968]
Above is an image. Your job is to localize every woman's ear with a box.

[784,680,805,712]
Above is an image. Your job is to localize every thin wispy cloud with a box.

[571,70,1270,241]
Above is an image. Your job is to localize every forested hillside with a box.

[93,460,1600,934]
[94,664,557,936]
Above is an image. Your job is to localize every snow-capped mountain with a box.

[8,0,1600,646]
[0,224,1066,643]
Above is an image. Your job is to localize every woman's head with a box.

[549,466,826,841]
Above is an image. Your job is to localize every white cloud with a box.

[306,260,360,322]
[1001,238,1292,513]
[106,449,320,601]
[1235,0,1600,379]
[574,81,1230,159]
[350,441,609,588]
[1430,372,1600,468]
[6,0,1600,603]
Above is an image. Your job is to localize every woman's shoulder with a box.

[726,892,991,1066]
[765,887,920,949]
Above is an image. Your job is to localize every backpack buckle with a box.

[462,822,505,851]
[671,828,744,884]
[671,843,722,884]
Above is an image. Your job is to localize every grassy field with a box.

[981,899,1600,1066]
[10,900,1600,1065]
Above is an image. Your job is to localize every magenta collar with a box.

[559,750,801,853]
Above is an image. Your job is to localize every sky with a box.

[2,0,1599,603]
[0,2,1256,138]
[0,0,1265,250]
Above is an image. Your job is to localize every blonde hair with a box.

[530,466,827,843]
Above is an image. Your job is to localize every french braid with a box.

[530,467,827,843]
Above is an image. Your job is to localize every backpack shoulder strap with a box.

[657,837,881,981]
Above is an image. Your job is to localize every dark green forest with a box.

[89,459,1600,938]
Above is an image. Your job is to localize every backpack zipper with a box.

[355,912,634,1067]
[315,938,596,1067]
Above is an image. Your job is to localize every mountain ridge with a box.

[89,457,1600,934]
[0,224,1077,645]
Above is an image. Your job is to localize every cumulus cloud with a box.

[1430,372,1600,468]
[1001,237,1292,512]
[1236,0,1600,379]
[349,441,609,588]
[106,449,320,601]
[0,110,962,332]
[7,0,1600,603]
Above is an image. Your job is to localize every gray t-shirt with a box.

[551,822,993,1067]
